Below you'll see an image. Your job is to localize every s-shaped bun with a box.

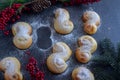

[0,57,23,80]
[12,22,32,49]
[76,35,97,63]
[82,11,100,34]
[54,8,74,34]
[47,42,72,73]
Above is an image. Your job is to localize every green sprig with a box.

[90,38,120,80]
[0,0,30,10]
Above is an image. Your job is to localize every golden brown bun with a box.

[76,48,92,63]
[75,35,97,63]
[12,22,32,49]
[47,42,72,73]
[78,35,97,53]
[72,67,94,80]
[54,8,74,34]
[13,35,32,50]
[82,11,100,34]
[0,57,23,80]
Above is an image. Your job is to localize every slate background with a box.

[0,0,120,80]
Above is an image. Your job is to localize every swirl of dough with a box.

[0,57,23,80]
[47,42,72,73]
[54,8,74,34]
[12,22,32,49]
[72,67,94,80]
[76,47,92,63]
[78,35,97,53]
[82,11,100,34]
[76,35,97,63]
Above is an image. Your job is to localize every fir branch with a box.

[90,38,120,80]
[0,0,30,10]
[10,0,15,7]
[99,38,117,59]
[0,2,10,10]
[91,56,112,64]
[117,43,120,62]
[93,67,118,80]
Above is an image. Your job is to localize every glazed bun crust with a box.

[75,35,97,63]
[12,22,32,49]
[82,11,100,34]
[54,8,74,34]
[0,57,23,80]
[78,35,97,53]
[47,42,72,73]
[76,48,92,63]
[72,67,94,80]
[13,35,32,49]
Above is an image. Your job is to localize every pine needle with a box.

[0,0,30,10]
[90,38,120,80]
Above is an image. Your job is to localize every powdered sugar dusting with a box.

[31,21,50,48]
[6,60,16,74]
[77,68,91,80]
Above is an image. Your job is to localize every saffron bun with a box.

[0,57,23,80]
[82,11,100,34]
[54,8,74,34]
[12,22,32,49]
[72,67,94,80]
[76,35,97,63]
[76,48,92,63]
[78,35,97,53]
[47,42,72,73]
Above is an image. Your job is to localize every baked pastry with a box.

[54,8,74,34]
[72,67,94,80]
[76,35,97,63]
[76,48,92,63]
[82,11,100,34]
[0,57,23,80]
[12,22,32,49]
[47,42,72,73]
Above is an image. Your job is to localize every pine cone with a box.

[28,0,51,12]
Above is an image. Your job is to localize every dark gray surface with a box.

[0,0,120,80]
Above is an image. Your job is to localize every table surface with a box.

[0,0,120,80]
